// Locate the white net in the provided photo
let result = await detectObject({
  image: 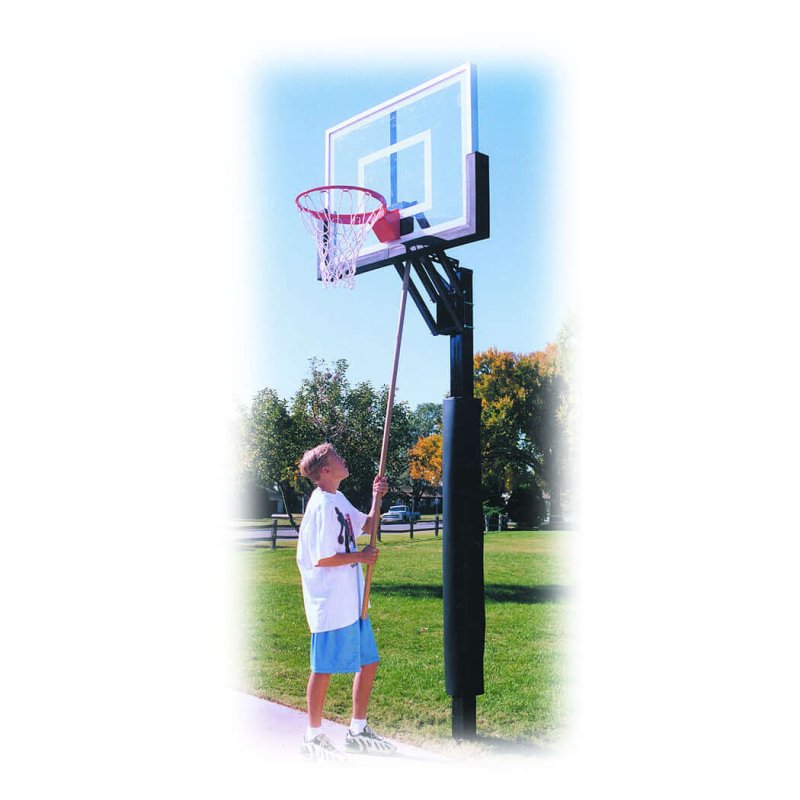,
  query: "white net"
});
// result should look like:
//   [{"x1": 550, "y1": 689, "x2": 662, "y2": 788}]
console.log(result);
[{"x1": 296, "y1": 186, "x2": 386, "y2": 288}]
